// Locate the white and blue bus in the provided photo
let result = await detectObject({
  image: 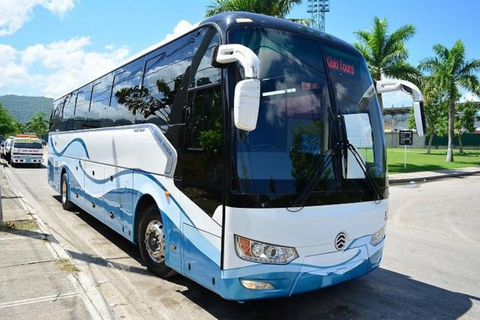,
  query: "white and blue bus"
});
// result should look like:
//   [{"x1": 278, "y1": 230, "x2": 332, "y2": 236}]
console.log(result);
[{"x1": 48, "y1": 12, "x2": 424, "y2": 301}]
